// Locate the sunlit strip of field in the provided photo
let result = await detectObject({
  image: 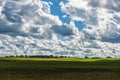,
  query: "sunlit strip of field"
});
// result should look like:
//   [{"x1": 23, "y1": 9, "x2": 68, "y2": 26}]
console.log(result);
[{"x1": 0, "y1": 57, "x2": 120, "y2": 62}]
